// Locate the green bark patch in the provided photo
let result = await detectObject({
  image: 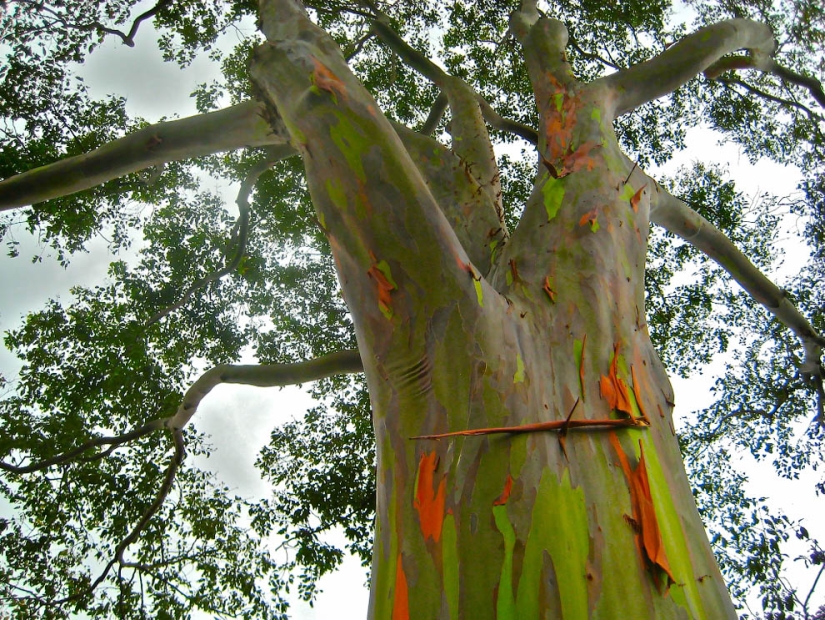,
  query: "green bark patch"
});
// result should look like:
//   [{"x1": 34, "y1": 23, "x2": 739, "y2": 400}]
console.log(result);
[
  {"x1": 441, "y1": 513, "x2": 460, "y2": 620},
  {"x1": 493, "y1": 504, "x2": 517, "y2": 620},
  {"x1": 641, "y1": 434, "x2": 709, "y2": 620},
  {"x1": 329, "y1": 110, "x2": 370, "y2": 183},
  {"x1": 542, "y1": 175, "x2": 566, "y2": 221},
  {"x1": 517, "y1": 468, "x2": 589, "y2": 618},
  {"x1": 514, "y1": 353, "x2": 526, "y2": 384}
]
